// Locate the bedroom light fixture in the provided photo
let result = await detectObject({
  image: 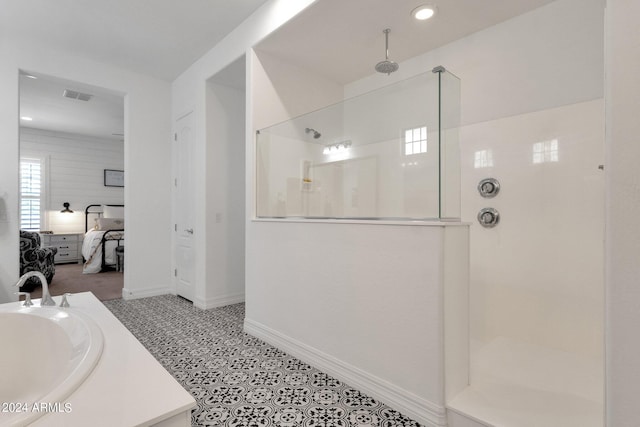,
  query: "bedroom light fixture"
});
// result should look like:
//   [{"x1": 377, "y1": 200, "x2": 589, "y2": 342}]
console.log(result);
[
  {"x1": 61, "y1": 202, "x2": 74, "y2": 213},
  {"x1": 20, "y1": 116, "x2": 33, "y2": 121},
  {"x1": 412, "y1": 5, "x2": 436, "y2": 20}
]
